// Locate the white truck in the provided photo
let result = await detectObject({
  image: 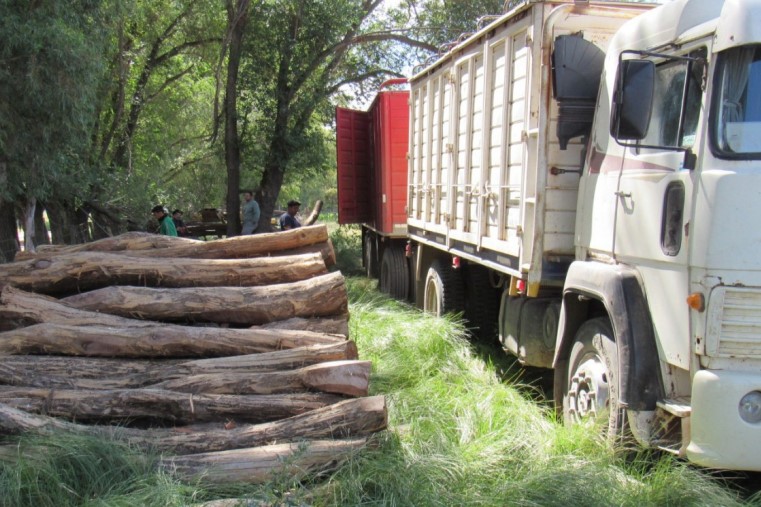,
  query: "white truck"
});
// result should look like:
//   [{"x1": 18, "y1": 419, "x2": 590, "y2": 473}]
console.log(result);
[{"x1": 337, "y1": 0, "x2": 761, "y2": 470}]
